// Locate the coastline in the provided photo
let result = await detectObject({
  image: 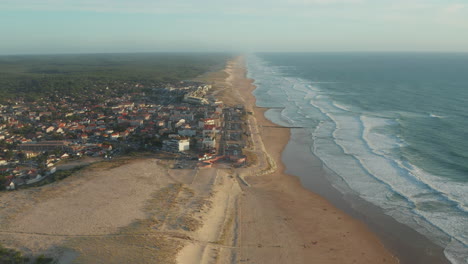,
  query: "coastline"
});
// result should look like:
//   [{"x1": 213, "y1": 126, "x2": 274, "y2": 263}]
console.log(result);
[
  {"x1": 235, "y1": 54, "x2": 450, "y2": 264},
  {"x1": 222, "y1": 56, "x2": 399, "y2": 263},
  {"x1": 283, "y1": 127, "x2": 451, "y2": 264}
]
